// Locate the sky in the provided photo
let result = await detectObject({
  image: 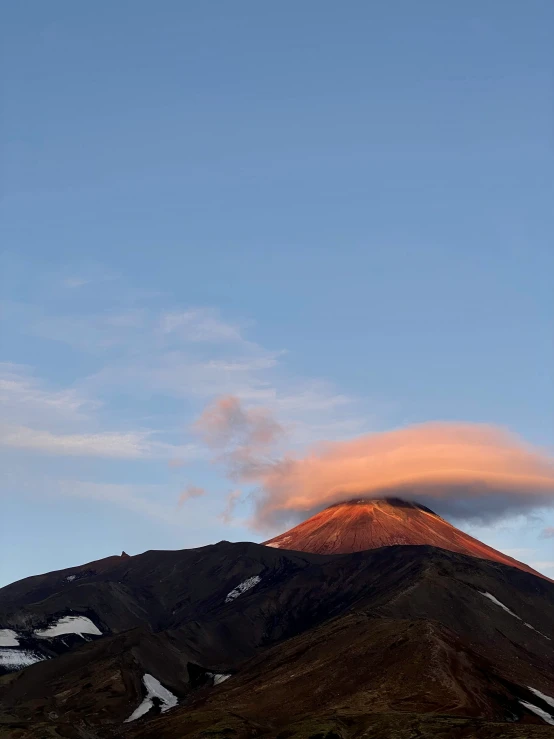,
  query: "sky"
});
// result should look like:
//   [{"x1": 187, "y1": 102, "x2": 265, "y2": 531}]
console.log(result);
[{"x1": 1, "y1": 1, "x2": 553, "y2": 586}]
